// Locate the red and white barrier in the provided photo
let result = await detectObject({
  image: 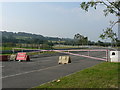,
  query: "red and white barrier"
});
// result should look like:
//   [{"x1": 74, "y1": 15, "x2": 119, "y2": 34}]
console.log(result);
[{"x1": 16, "y1": 52, "x2": 30, "y2": 61}]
